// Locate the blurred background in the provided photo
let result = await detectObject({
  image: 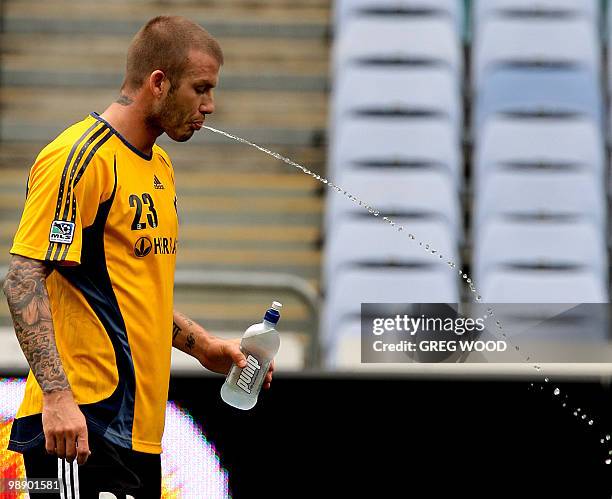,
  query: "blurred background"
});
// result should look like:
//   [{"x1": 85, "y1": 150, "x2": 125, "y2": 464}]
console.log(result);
[{"x1": 1, "y1": 0, "x2": 612, "y2": 494}]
